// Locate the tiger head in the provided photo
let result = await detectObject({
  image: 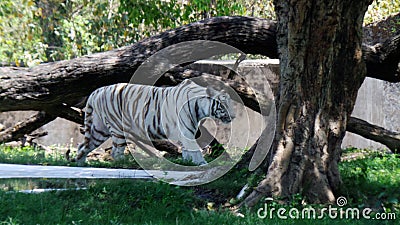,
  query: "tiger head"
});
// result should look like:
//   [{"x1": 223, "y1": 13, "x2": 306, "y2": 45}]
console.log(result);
[{"x1": 206, "y1": 87, "x2": 236, "y2": 124}]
